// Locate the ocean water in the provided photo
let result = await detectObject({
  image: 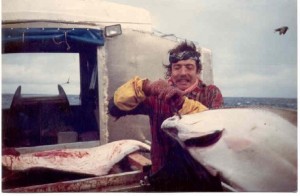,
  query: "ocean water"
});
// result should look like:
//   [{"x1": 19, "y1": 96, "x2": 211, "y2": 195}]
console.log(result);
[
  {"x1": 1, "y1": 94, "x2": 297, "y2": 110},
  {"x1": 1, "y1": 94, "x2": 81, "y2": 109},
  {"x1": 223, "y1": 97, "x2": 297, "y2": 110}
]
